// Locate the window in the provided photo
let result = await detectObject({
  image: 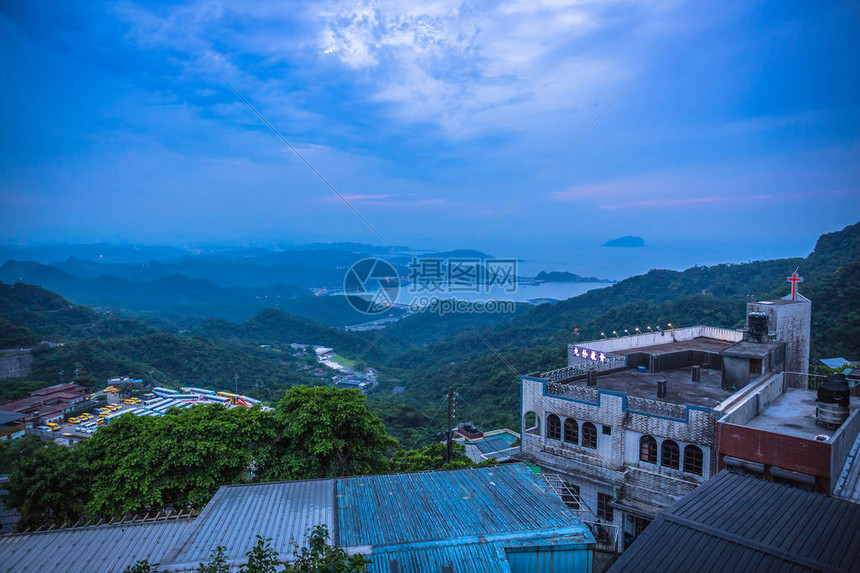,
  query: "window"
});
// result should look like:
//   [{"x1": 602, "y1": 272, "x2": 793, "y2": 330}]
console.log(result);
[
  {"x1": 597, "y1": 493, "x2": 614, "y2": 522},
  {"x1": 563, "y1": 418, "x2": 579, "y2": 444},
  {"x1": 602, "y1": 425, "x2": 612, "y2": 435},
  {"x1": 561, "y1": 482, "x2": 580, "y2": 510},
  {"x1": 661, "y1": 440, "x2": 680, "y2": 470},
  {"x1": 684, "y1": 445, "x2": 704, "y2": 475},
  {"x1": 523, "y1": 411, "x2": 539, "y2": 435},
  {"x1": 582, "y1": 422, "x2": 597, "y2": 449},
  {"x1": 546, "y1": 414, "x2": 561, "y2": 440},
  {"x1": 639, "y1": 435, "x2": 657, "y2": 464}
]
